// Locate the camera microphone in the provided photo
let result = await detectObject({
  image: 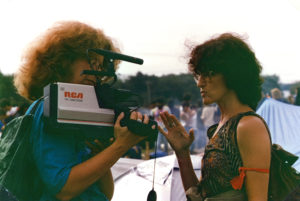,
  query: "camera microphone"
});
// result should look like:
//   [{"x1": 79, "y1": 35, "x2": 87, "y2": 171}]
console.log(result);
[{"x1": 88, "y1": 48, "x2": 144, "y2": 65}]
